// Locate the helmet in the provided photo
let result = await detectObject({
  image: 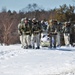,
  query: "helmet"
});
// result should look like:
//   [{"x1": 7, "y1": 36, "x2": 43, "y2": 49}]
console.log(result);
[
  {"x1": 41, "y1": 20, "x2": 44, "y2": 23},
  {"x1": 54, "y1": 20, "x2": 57, "y2": 22},
  {"x1": 24, "y1": 17, "x2": 28, "y2": 21},
  {"x1": 32, "y1": 18, "x2": 36, "y2": 21},
  {"x1": 21, "y1": 18, "x2": 25, "y2": 23},
  {"x1": 28, "y1": 18, "x2": 31, "y2": 21},
  {"x1": 49, "y1": 19, "x2": 53, "y2": 23},
  {"x1": 64, "y1": 22, "x2": 68, "y2": 24}
]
